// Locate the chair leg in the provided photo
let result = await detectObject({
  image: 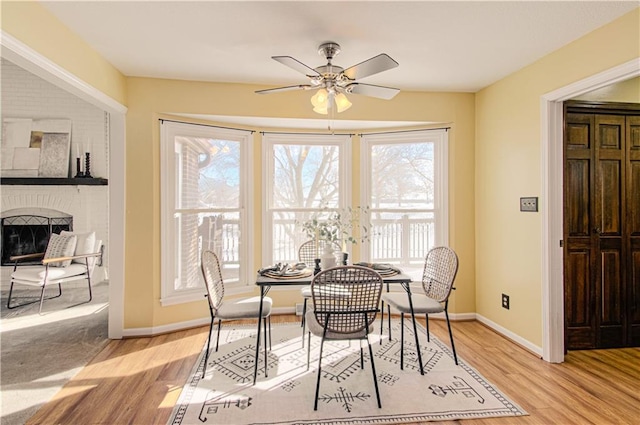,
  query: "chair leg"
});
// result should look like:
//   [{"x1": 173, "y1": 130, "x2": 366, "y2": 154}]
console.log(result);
[
  {"x1": 86, "y1": 273, "x2": 93, "y2": 302},
  {"x1": 367, "y1": 336, "x2": 382, "y2": 408},
  {"x1": 400, "y1": 312, "x2": 404, "y2": 370},
  {"x1": 445, "y1": 308, "x2": 458, "y2": 365},
  {"x1": 214, "y1": 319, "x2": 222, "y2": 351},
  {"x1": 301, "y1": 298, "x2": 307, "y2": 327},
  {"x1": 268, "y1": 316, "x2": 272, "y2": 351},
  {"x1": 6, "y1": 282, "x2": 16, "y2": 309},
  {"x1": 7, "y1": 281, "x2": 62, "y2": 312},
  {"x1": 425, "y1": 313, "x2": 430, "y2": 342},
  {"x1": 301, "y1": 298, "x2": 308, "y2": 348},
  {"x1": 306, "y1": 331, "x2": 311, "y2": 371},
  {"x1": 379, "y1": 300, "x2": 385, "y2": 344},
  {"x1": 314, "y1": 334, "x2": 327, "y2": 411},
  {"x1": 203, "y1": 314, "x2": 216, "y2": 378},
  {"x1": 38, "y1": 285, "x2": 47, "y2": 315},
  {"x1": 263, "y1": 315, "x2": 269, "y2": 377},
  {"x1": 387, "y1": 304, "x2": 392, "y2": 341},
  {"x1": 359, "y1": 340, "x2": 364, "y2": 369}
]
